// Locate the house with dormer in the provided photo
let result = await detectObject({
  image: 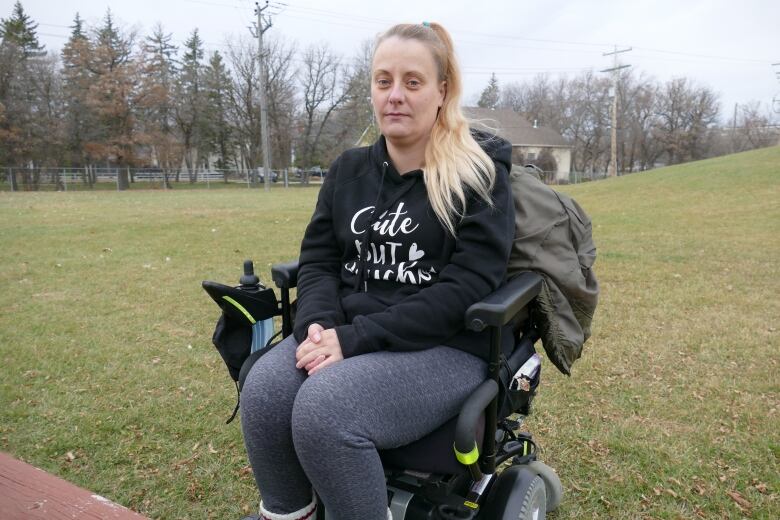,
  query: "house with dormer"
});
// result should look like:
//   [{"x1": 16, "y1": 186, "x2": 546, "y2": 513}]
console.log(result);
[{"x1": 463, "y1": 107, "x2": 572, "y2": 183}]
